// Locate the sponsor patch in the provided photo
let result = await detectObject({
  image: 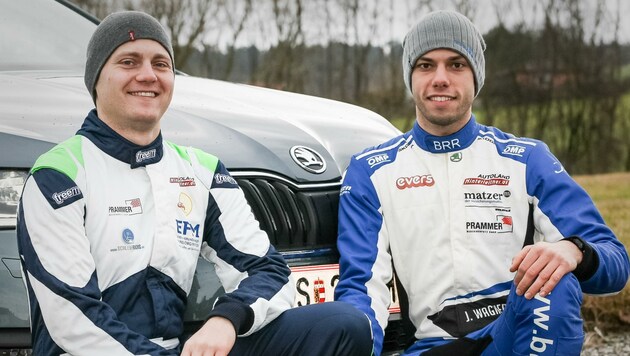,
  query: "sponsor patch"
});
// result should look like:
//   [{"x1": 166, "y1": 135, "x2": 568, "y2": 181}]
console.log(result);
[
  {"x1": 135, "y1": 149, "x2": 156, "y2": 164},
  {"x1": 396, "y1": 175, "x2": 435, "y2": 190},
  {"x1": 466, "y1": 215, "x2": 513, "y2": 233},
  {"x1": 428, "y1": 137, "x2": 461, "y2": 152},
  {"x1": 177, "y1": 192, "x2": 193, "y2": 216},
  {"x1": 109, "y1": 198, "x2": 143, "y2": 215},
  {"x1": 215, "y1": 173, "x2": 237, "y2": 185},
  {"x1": 530, "y1": 294, "x2": 554, "y2": 353},
  {"x1": 463, "y1": 174, "x2": 510, "y2": 186},
  {"x1": 175, "y1": 219, "x2": 202, "y2": 251},
  {"x1": 170, "y1": 176, "x2": 196, "y2": 187},
  {"x1": 398, "y1": 139, "x2": 413, "y2": 152},
  {"x1": 463, "y1": 190, "x2": 510, "y2": 204},
  {"x1": 109, "y1": 228, "x2": 145, "y2": 252},
  {"x1": 52, "y1": 186, "x2": 82, "y2": 205},
  {"x1": 503, "y1": 145, "x2": 526, "y2": 157},
  {"x1": 122, "y1": 228, "x2": 134, "y2": 244},
  {"x1": 339, "y1": 185, "x2": 351, "y2": 196},
  {"x1": 366, "y1": 153, "x2": 390, "y2": 168}
]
